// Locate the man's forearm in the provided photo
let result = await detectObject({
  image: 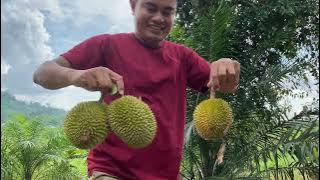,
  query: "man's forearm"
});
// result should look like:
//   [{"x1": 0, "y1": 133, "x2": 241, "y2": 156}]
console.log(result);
[{"x1": 33, "y1": 61, "x2": 76, "y2": 89}]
